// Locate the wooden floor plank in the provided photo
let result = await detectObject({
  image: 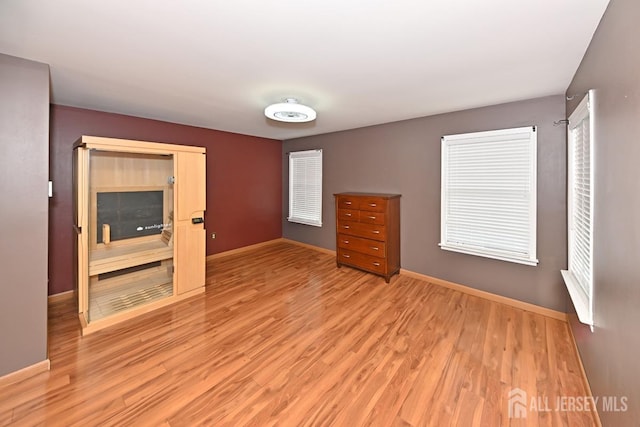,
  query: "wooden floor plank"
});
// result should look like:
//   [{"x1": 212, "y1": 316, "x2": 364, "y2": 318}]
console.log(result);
[{"x1": 1, "y1": 241, "x2": 596, "y2": 426}]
